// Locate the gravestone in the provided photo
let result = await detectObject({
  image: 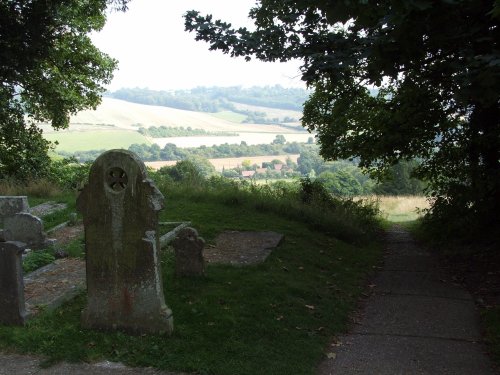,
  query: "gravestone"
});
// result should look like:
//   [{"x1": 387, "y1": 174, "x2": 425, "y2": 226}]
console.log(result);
[
  {"x1": 0, "y1": 196, "x2": 29, "y2": 227},
  {"x1": 172, "y1": 227, "x2": 205, "y2": 277},
  {"x1": 4, "y1": 213, "x2": 51, "y2": 249},
  {"x1": 77, "y1": 149, "x2": 173, "y2": 334},
  {"x1": 0, "y1": 241, "x2": 27, "y2": 325}
]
